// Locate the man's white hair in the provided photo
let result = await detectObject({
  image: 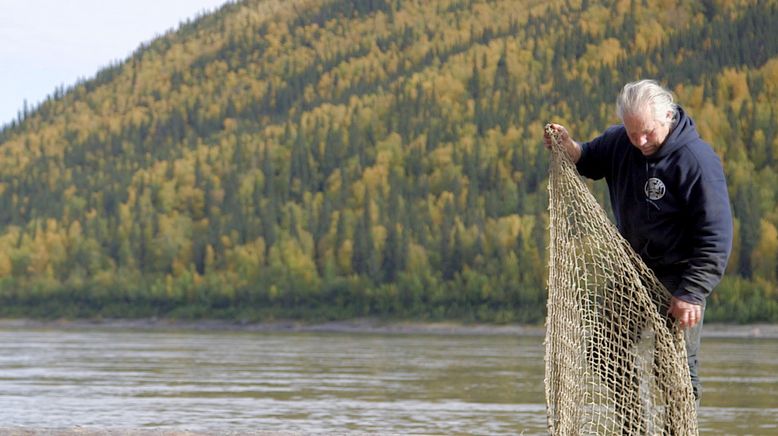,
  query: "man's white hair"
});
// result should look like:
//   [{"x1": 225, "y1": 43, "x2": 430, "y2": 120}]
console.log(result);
[{"x1": 616, "y1": 79, "x2": 678, "y2": 125}]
